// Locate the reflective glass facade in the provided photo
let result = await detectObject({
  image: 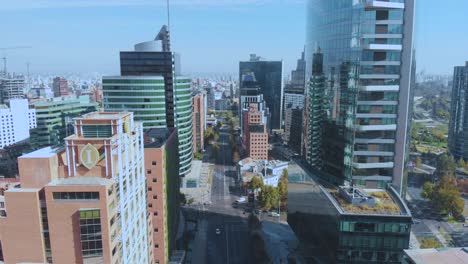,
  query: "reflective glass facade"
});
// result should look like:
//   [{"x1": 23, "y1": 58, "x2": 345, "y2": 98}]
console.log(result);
[
  {"x1": 448, "y1": 62, "x2": 468, "y2": 160},
  {"x1": 305, "y1": 0, "x2": 415, "y2": 194},
  {"x1": 239, "y1": 58, "x2": 283, "y2": 130}
]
